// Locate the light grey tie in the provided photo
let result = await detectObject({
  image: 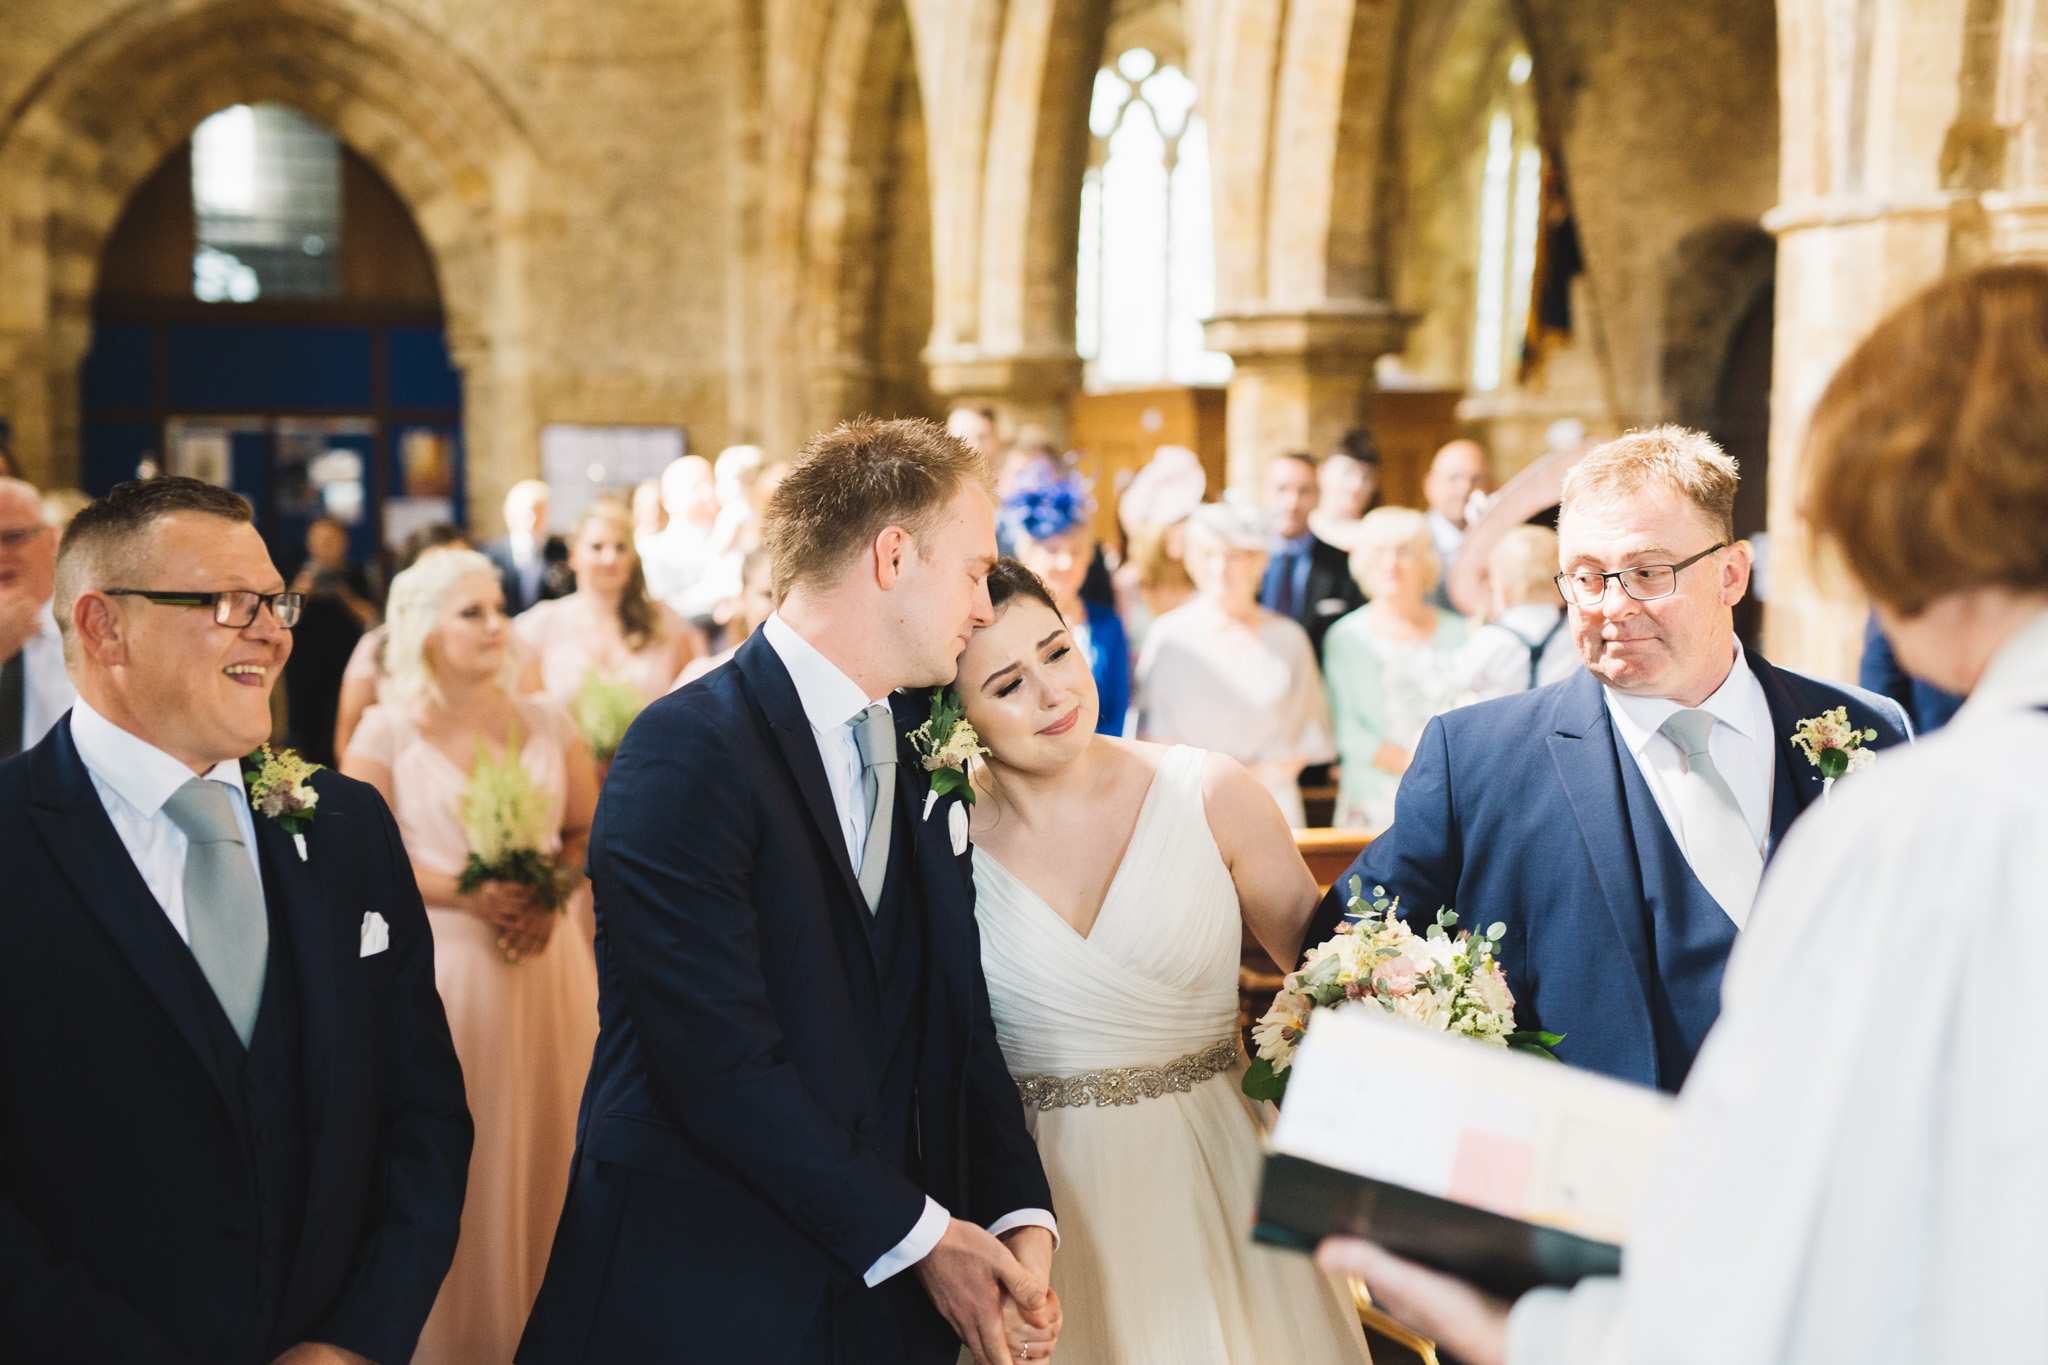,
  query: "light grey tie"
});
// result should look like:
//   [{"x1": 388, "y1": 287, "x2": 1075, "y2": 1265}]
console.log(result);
[
  {"x1": 1657, "y1": 709, "x2": 1763, "y2": 923},
  {"x1": 162, "y1": 778, "x2": 269, "y2": 1046},
  {"x1": 852, "y1": 703, "x2": 897, "y2": 914}
]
